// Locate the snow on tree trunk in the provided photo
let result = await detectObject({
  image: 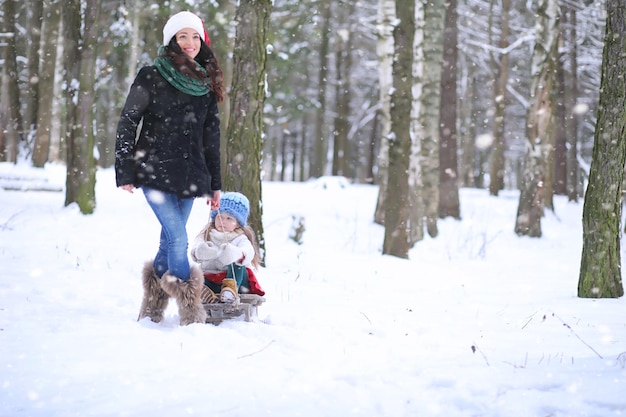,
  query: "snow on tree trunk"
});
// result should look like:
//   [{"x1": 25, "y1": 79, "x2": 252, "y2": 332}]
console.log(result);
[
  {"x1": 514, "y1": 0, "x2": 558, "y2": 237},
  {"x1": 578, "y1": 1, "x2": 626, "y2": 299}
]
